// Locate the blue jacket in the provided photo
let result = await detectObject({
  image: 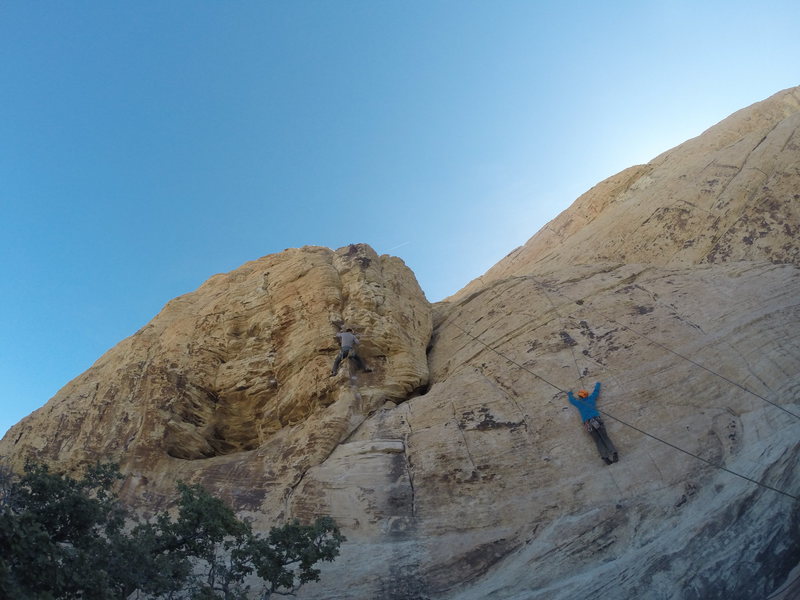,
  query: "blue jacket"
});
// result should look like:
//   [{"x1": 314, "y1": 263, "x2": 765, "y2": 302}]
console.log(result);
[{"x1": 568, "y1": 382, "x2": 601, "y2": 422}]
